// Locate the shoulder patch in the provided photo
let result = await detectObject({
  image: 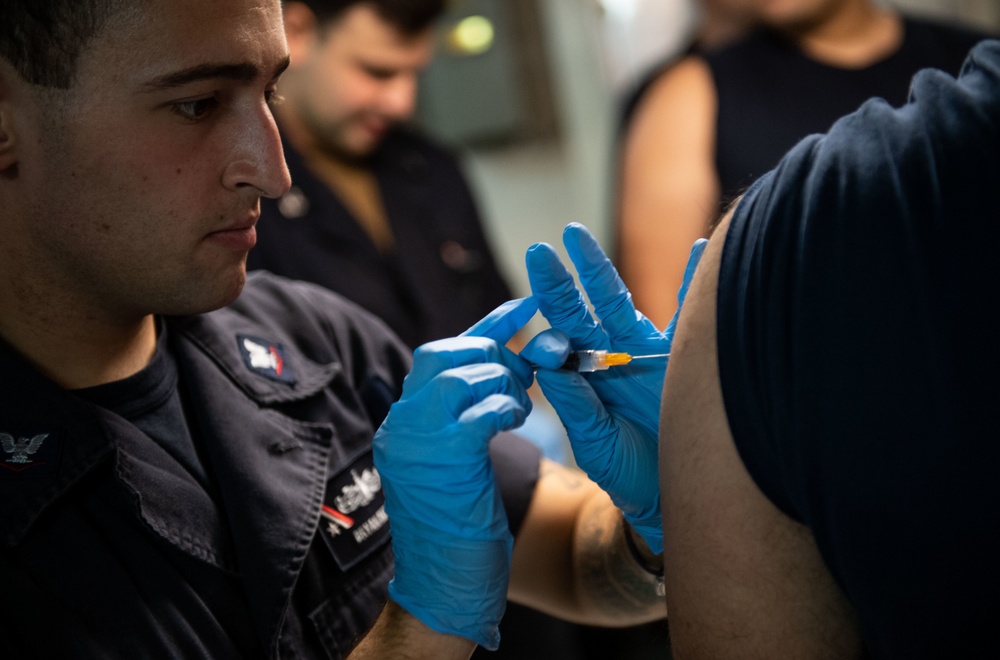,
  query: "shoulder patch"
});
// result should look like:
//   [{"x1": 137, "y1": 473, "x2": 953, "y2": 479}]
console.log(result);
[
  {"x1": 237, "y1": 334, "x2": 297, "y2": 384},
  {"x1": 0, "y1": 430, "x2": 62, "y2": 479}
]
